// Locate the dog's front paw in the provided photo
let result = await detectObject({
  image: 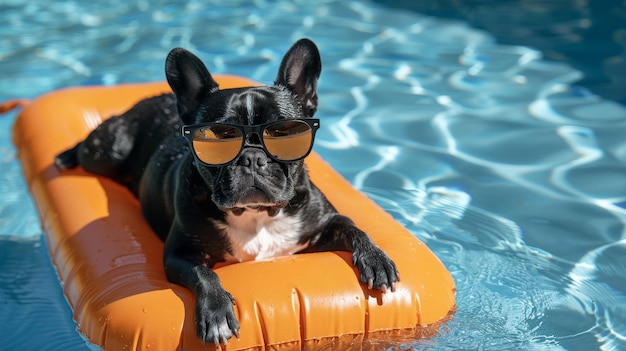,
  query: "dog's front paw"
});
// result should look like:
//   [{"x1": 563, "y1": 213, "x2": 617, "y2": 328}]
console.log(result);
[
  {"x1": 195, "y1": 289, "x2": 240, "y2": 347},
  {"x1": 353, "y1": 246, "x2": 400, "y2": 293}
]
